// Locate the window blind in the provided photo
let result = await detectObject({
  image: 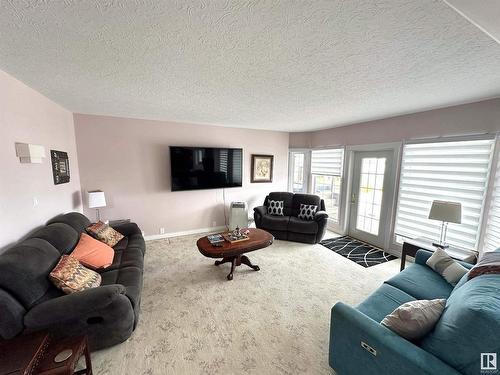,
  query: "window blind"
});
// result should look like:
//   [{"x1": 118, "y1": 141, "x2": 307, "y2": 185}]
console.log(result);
[
  {"x1": 394, "y1": 138, "x2": 494, "y2": 251},
  {"x1": 311, "y1": 148, "x2": 344, "y2": 176},
  {"x1": 483, "y1": 145, "x2": 500, "y2": 252}
]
